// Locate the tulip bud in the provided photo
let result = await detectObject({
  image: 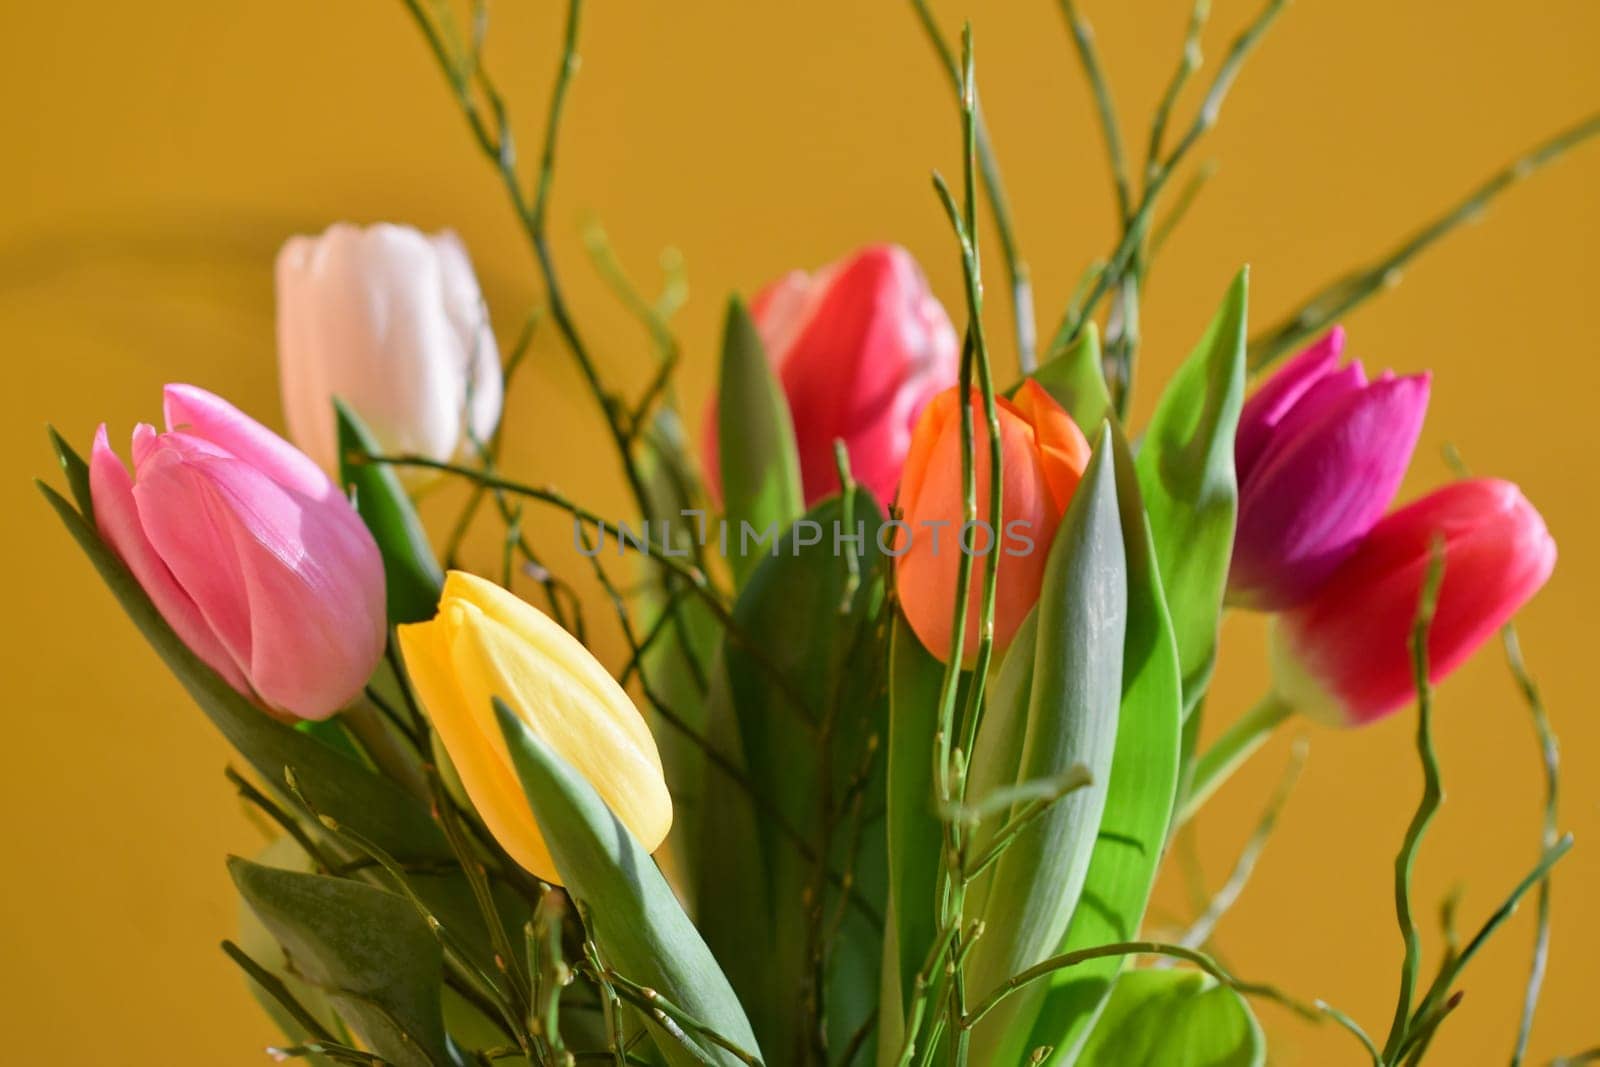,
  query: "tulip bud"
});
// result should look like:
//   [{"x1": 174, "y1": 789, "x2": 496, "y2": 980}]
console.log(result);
[
  {"x1": 703, "y1": 243, "x2": 959, "y2": 507},
  {"x1": 1270, "y1": 478, "x2": 1555, "y2": 727},
  {"x1": 1230, "y1": 327, "x2": 1431, "y2": 610},
  {"x1": 276, "y1": 222, "x2": 502, "y2": 481},
  {"x1": 89, "y1": 384, "x2": 387, "y2": 720},
  {"x1": 895, "y1": 381, "x2": 1092, "y2": 664},
  {"x1": 397, "y1": 571, "x2": 672, "y2": 883}
]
